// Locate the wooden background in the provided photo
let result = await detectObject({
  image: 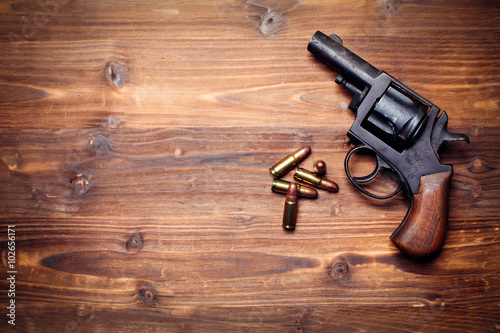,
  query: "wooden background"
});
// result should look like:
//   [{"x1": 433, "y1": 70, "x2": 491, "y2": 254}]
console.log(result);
[{"x1": 1, "y1": 0, "x2": 499, "y2": 331}]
